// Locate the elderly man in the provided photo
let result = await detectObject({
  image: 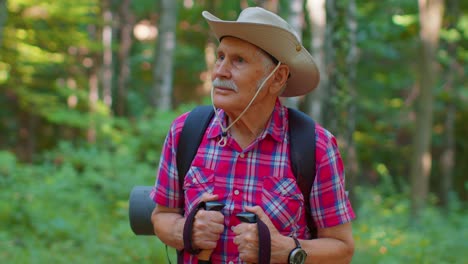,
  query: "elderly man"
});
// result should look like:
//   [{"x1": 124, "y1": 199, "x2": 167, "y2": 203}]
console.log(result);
[{"x1": 150, "y1": 7, "x2": 355, "y2": 264}]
